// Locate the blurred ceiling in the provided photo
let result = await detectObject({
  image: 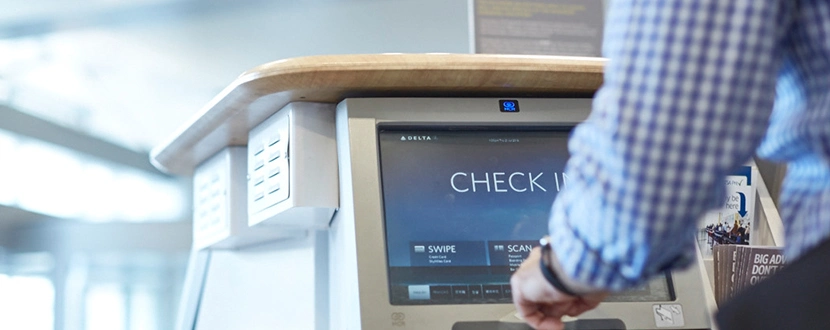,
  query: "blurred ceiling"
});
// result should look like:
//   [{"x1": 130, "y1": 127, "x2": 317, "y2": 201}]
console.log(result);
[
  {"x1": 0, "y1": 0, "x2": 470, "y2": 225},
  {"x1": 0, "y1": 0, "x2": 268, "y2": 39},
  {"x1": 0, "y1": 0, "x2": 470, "y2": 151},
  {"x1": 0, "y1": 0, "x2": 273, "y2": 152},
  {"x1": 0, "y1": 204, "x2": 57, "y2": 234},
  {"x1": 0, "y1": 0, "x2": 265, "y2": 224}
]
